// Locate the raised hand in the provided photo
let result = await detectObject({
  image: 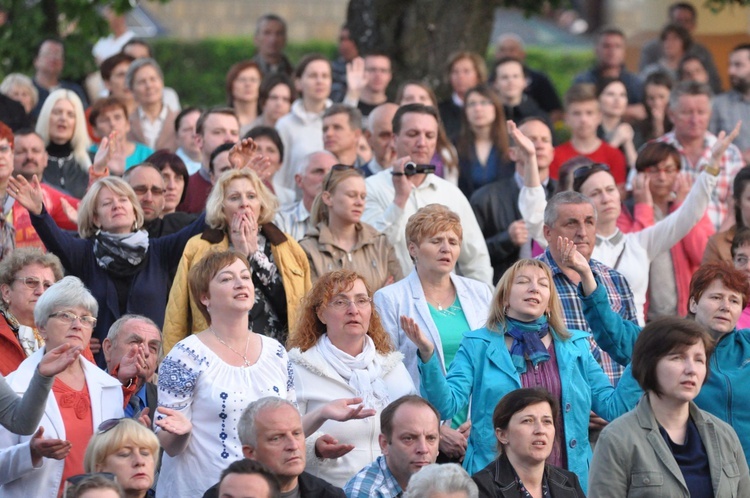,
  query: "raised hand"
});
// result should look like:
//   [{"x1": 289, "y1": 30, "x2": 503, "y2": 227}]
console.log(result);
[
  {"x1": 400, "y1": 315, "x2": 434, "y2": 361},
  {"x1": 315, "y1": 433, "x2": 355, "y2": 459},
  {"x1": 8, "y1": 174, "x2": 44, "y2": 215},
  {"x1": 37, "y1": 343, "x2": 83, "y2": 377},
  {"x1": 557, "y1": 236, "x2": 597, "y2": 296},
  {"x1": 672, "y1": 172, "x2": 693, "y2": 205},
  {"x1": 229, "y1": 210, "x2": 259, "y2": 256},
  {"x1": 59, "y1": 198, "x2": 79, "y2": 225},
  {"x1": 247, "y1": 154, "x2": 274, "y2": 182},
  {"x1": 345, "y1": 57, "x2": 367, "y2": 99},
  {"x1": 29, "y1": 426, "x2": 71, "y2": 466},
  {"x1": 710, "y1": 121, "x2": 742, "y2": 164},
  {"x1": 155, "y1": 407, "x2": 192, "y2": 436},
  {"x1": 507, "y1": 120, "x2": 536, "y2": 165},
  {"x1": 229, "y1": 138, "x2": 259, "y2": 170},
  {"x1": 321, "y1": 397, "x2": 376, "y2": 422},
  {"x1": 118, "y1": 343, "x2": 149, "y2": 383},
  {"x1": 92, "y1": 132, "x2": 126, "y2": 176},
  {"x1": 631, "y1": 173, "x2": 652, "y2": 206}
]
